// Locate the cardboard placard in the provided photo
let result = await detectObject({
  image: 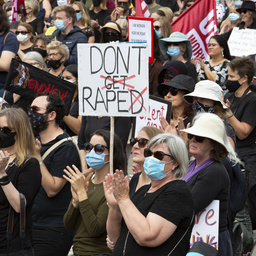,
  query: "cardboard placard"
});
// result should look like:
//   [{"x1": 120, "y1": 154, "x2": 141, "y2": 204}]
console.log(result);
[{"x1": 78, "y1": 43, "x2": 149, "y2": 117}]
